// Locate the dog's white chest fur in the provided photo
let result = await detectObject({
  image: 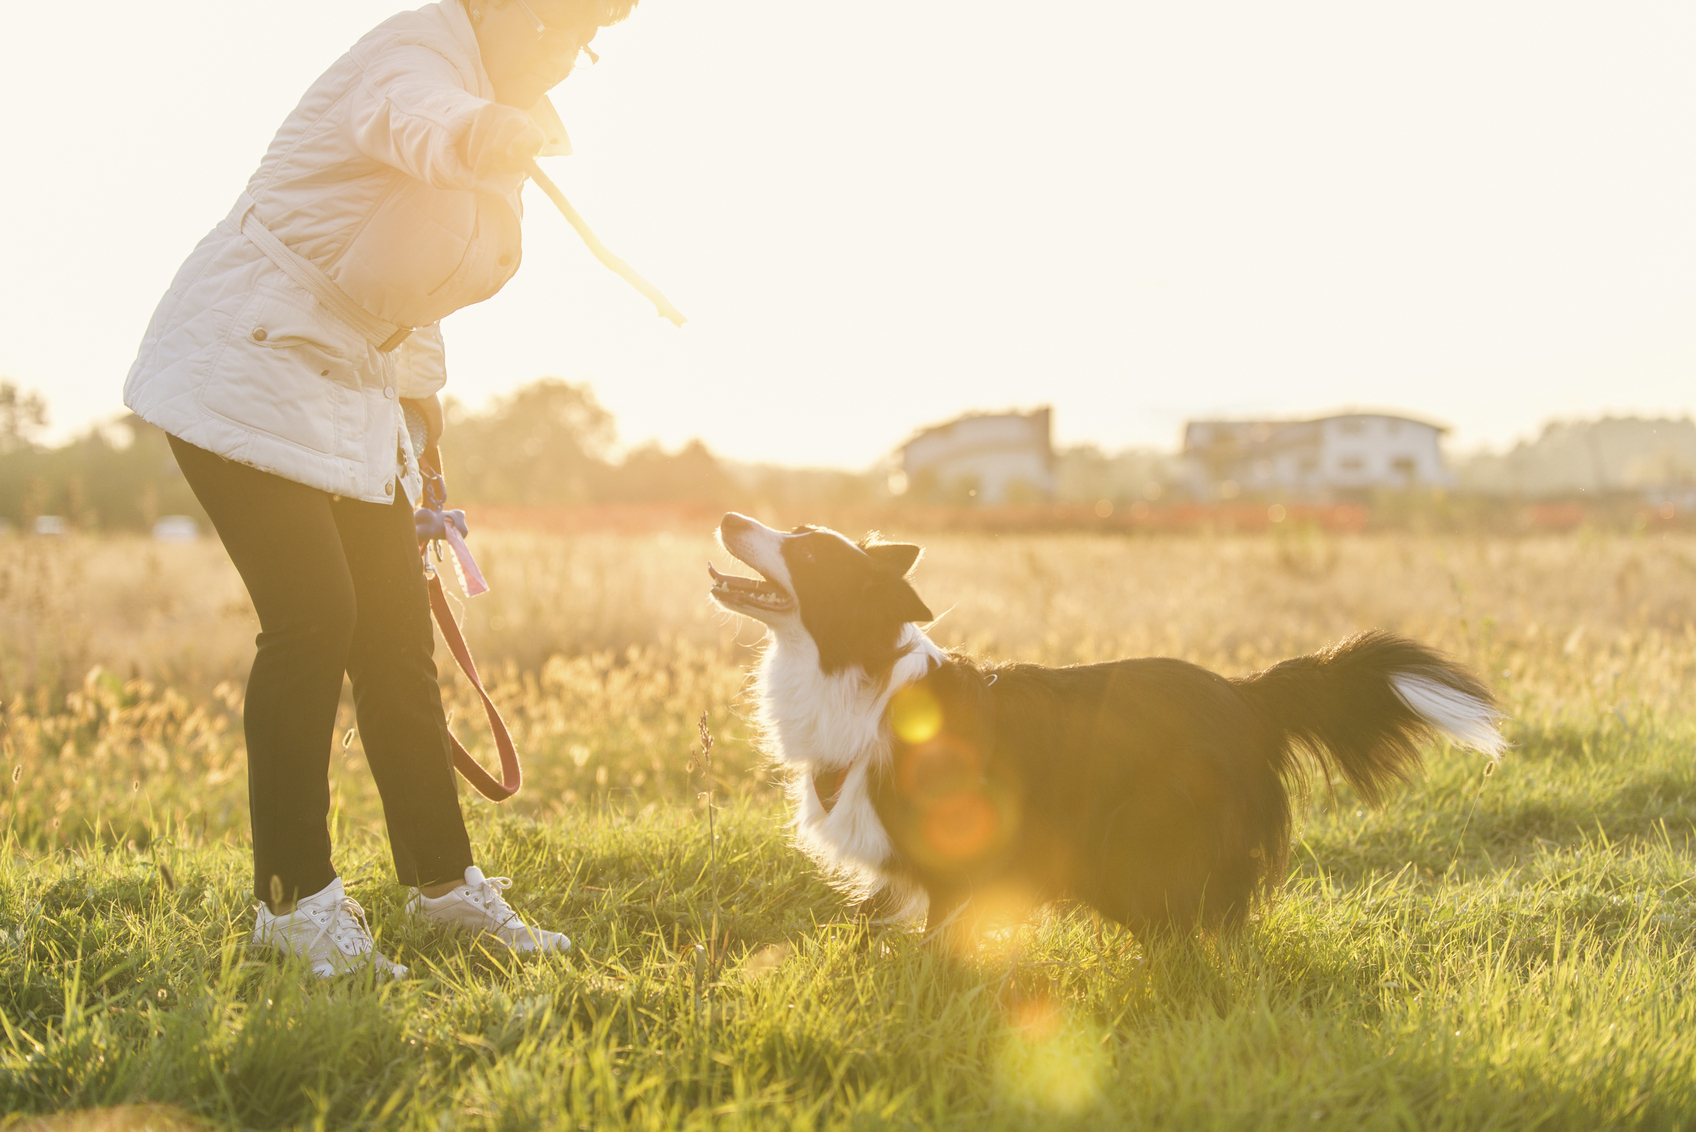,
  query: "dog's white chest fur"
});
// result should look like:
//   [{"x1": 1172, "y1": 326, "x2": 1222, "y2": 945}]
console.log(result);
[{"x1": 753, "y1": 624, "x2": 943, "y2": 895}]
